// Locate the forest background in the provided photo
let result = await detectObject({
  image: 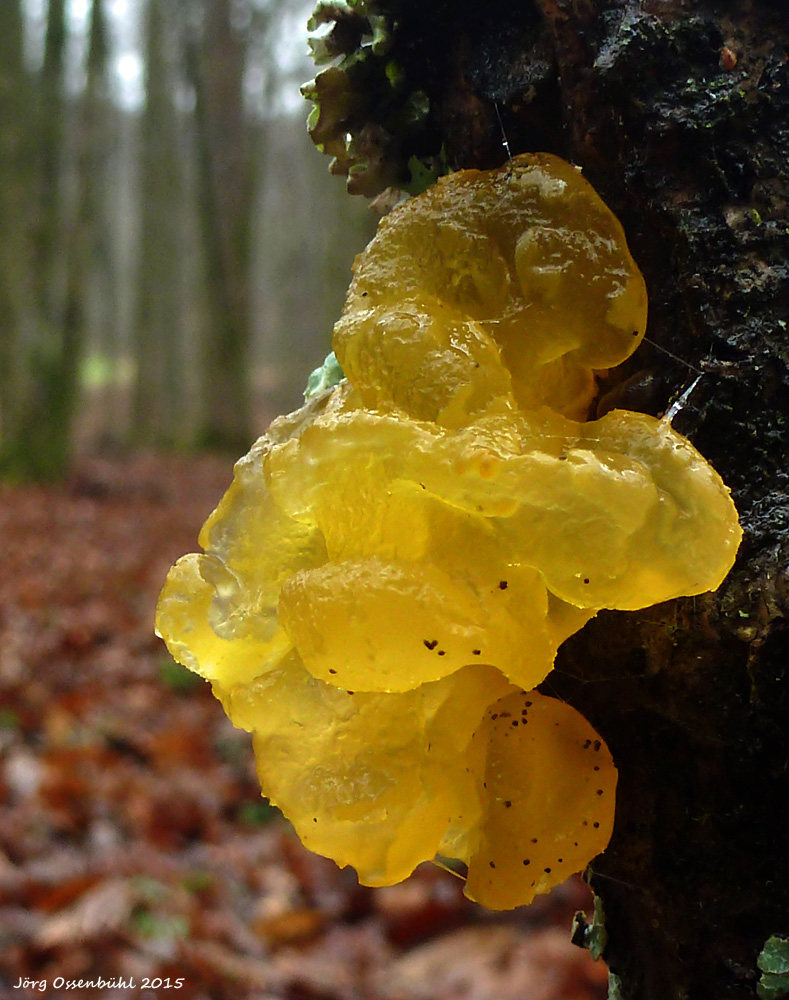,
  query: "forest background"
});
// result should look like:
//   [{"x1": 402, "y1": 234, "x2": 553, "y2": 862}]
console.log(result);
[
  {"x1": 0, "y1": 1, "x2": 607, "y2": 997},
  {"x1": 0, "y1": 0, "x2": 375, "y2": 480}
]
